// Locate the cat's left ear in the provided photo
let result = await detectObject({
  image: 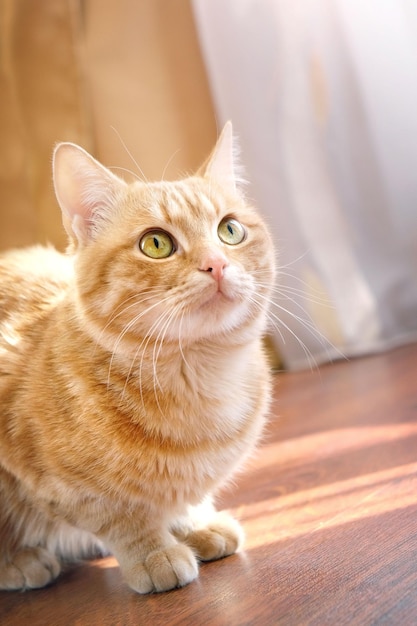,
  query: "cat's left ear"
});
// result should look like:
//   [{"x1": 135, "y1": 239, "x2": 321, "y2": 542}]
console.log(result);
[
  {"x1": 199, "y1": 121, "x2": 243, "y2": 195},
  {"x1": 53, "y1": 143, "x2": 127, "y2": 247}
]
